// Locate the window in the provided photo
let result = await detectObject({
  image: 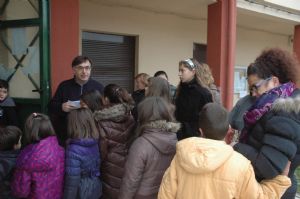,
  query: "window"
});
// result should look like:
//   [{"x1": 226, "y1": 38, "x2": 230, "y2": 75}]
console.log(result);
[{"x1": 82, "y1": 32, "x2": 135, "y2": 92}]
